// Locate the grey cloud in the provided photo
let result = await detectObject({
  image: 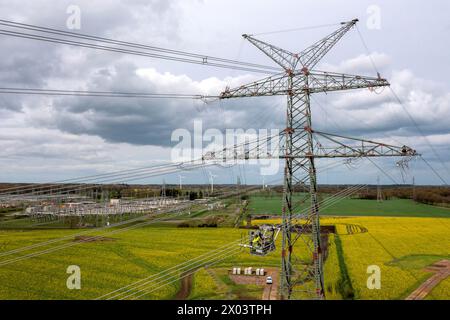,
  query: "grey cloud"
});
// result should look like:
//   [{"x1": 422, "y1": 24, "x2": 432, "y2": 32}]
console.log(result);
[
  {"x1": 0, "y1": 0, "x2": 449, "y2": 184},
  {"x1": 20, "y1": 61, "x2": 282, "y2": 146}
]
